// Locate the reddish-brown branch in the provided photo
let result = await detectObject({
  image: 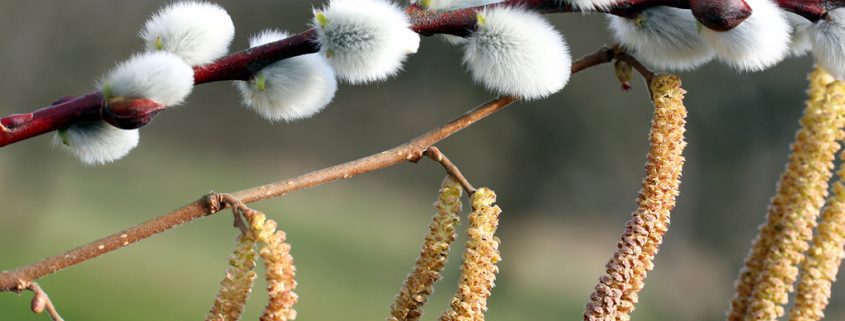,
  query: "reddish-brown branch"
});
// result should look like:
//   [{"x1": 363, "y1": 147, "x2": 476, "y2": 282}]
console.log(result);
[{"x1": 0, "y1": 47, "x2": 625, "y2": 293}]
